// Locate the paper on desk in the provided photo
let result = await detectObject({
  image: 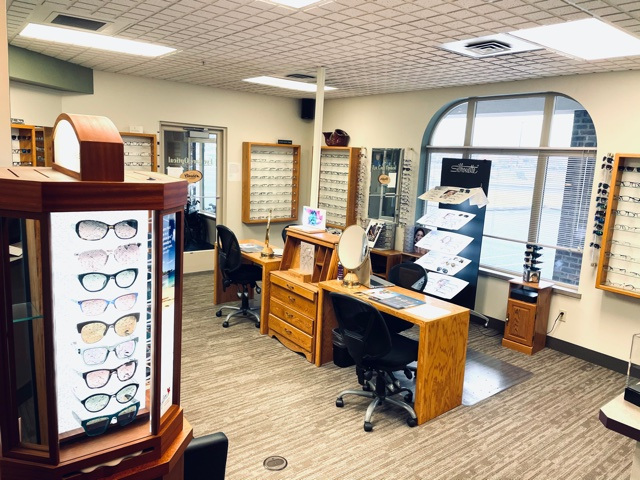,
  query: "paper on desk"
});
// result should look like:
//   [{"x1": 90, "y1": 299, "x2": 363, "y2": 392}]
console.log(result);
[
  {"x1": 273, "y1": 248, "x2": 283, "y2": 256},
  {"x1": 404, "y1": 303, "x2": 451, "y2": 319},
  {"x1": 239, "y1": 243, "x2": 262, "y2": 253}
]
